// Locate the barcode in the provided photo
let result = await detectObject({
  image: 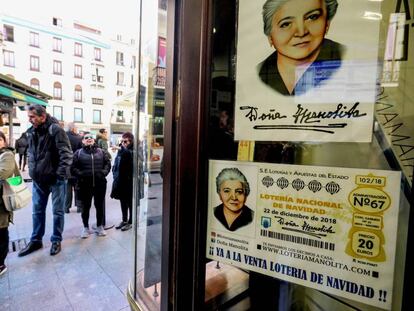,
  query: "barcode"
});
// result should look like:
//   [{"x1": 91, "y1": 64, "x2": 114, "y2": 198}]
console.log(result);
[{"x1": 260, "y1": 229, "x2": 335, "y2": 251}]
